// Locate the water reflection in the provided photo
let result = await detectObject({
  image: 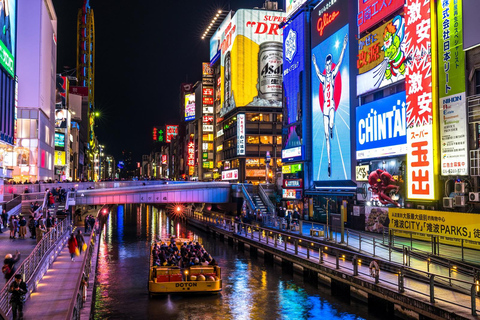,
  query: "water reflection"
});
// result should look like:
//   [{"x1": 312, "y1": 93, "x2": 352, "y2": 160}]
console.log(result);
[{"x1": 94, "y1": 205, "x2": 379, "y2": 320}]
